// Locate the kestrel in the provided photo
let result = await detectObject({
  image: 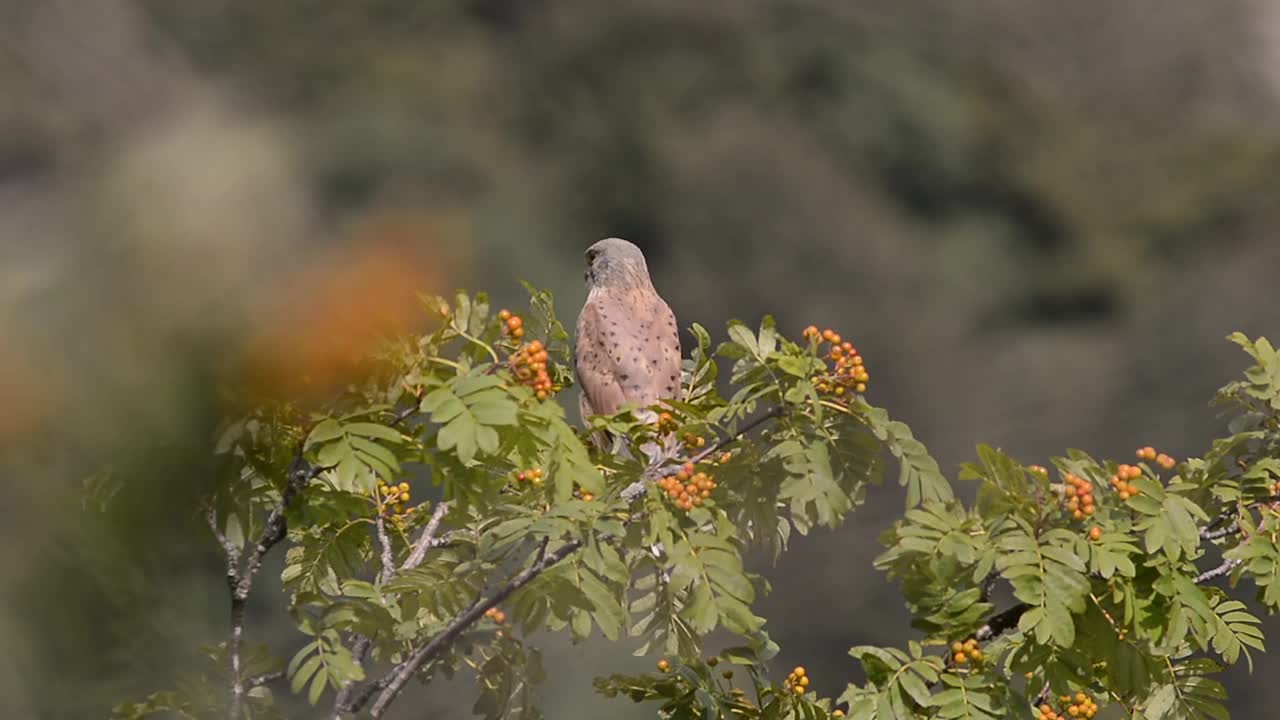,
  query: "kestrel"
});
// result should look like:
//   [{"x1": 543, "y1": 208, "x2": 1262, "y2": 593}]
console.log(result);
[{"x1": 574, "y1": 238, "x2": 681, "y2": 429}]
